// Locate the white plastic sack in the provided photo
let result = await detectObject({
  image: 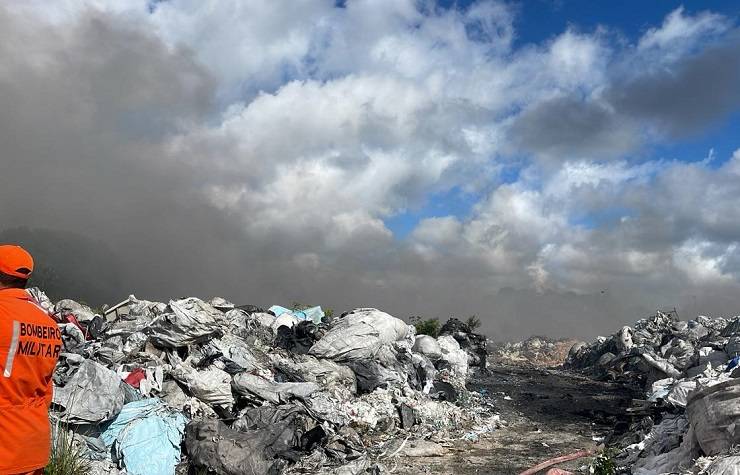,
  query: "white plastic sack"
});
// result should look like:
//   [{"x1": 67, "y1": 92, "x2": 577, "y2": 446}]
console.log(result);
[
  {"x1": 413, "y1": 335, "x2": 442, "y2": 360},
  {"x1": 171, "y1": 364, "x2": 234, "y2": 408},
  {"x1": 53, "y1": 359, "x2": 126, "y2": 423},
  {"x1": 438, "y1": 335, "x2": 469, "y2": 383},
  {"x1": 309, "y1": 308, "x2": 412, "y2": 362},
  {"x1": 686, "y1": 378, "x2": 740, "y2": 456}
]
